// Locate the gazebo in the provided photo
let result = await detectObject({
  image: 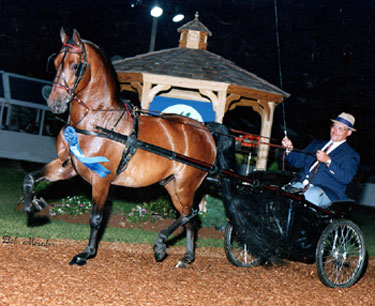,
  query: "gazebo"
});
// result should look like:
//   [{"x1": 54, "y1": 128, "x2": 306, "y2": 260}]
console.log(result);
[{"x1": 113, "y1": 13, "x2": 289, "y2": 170}]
